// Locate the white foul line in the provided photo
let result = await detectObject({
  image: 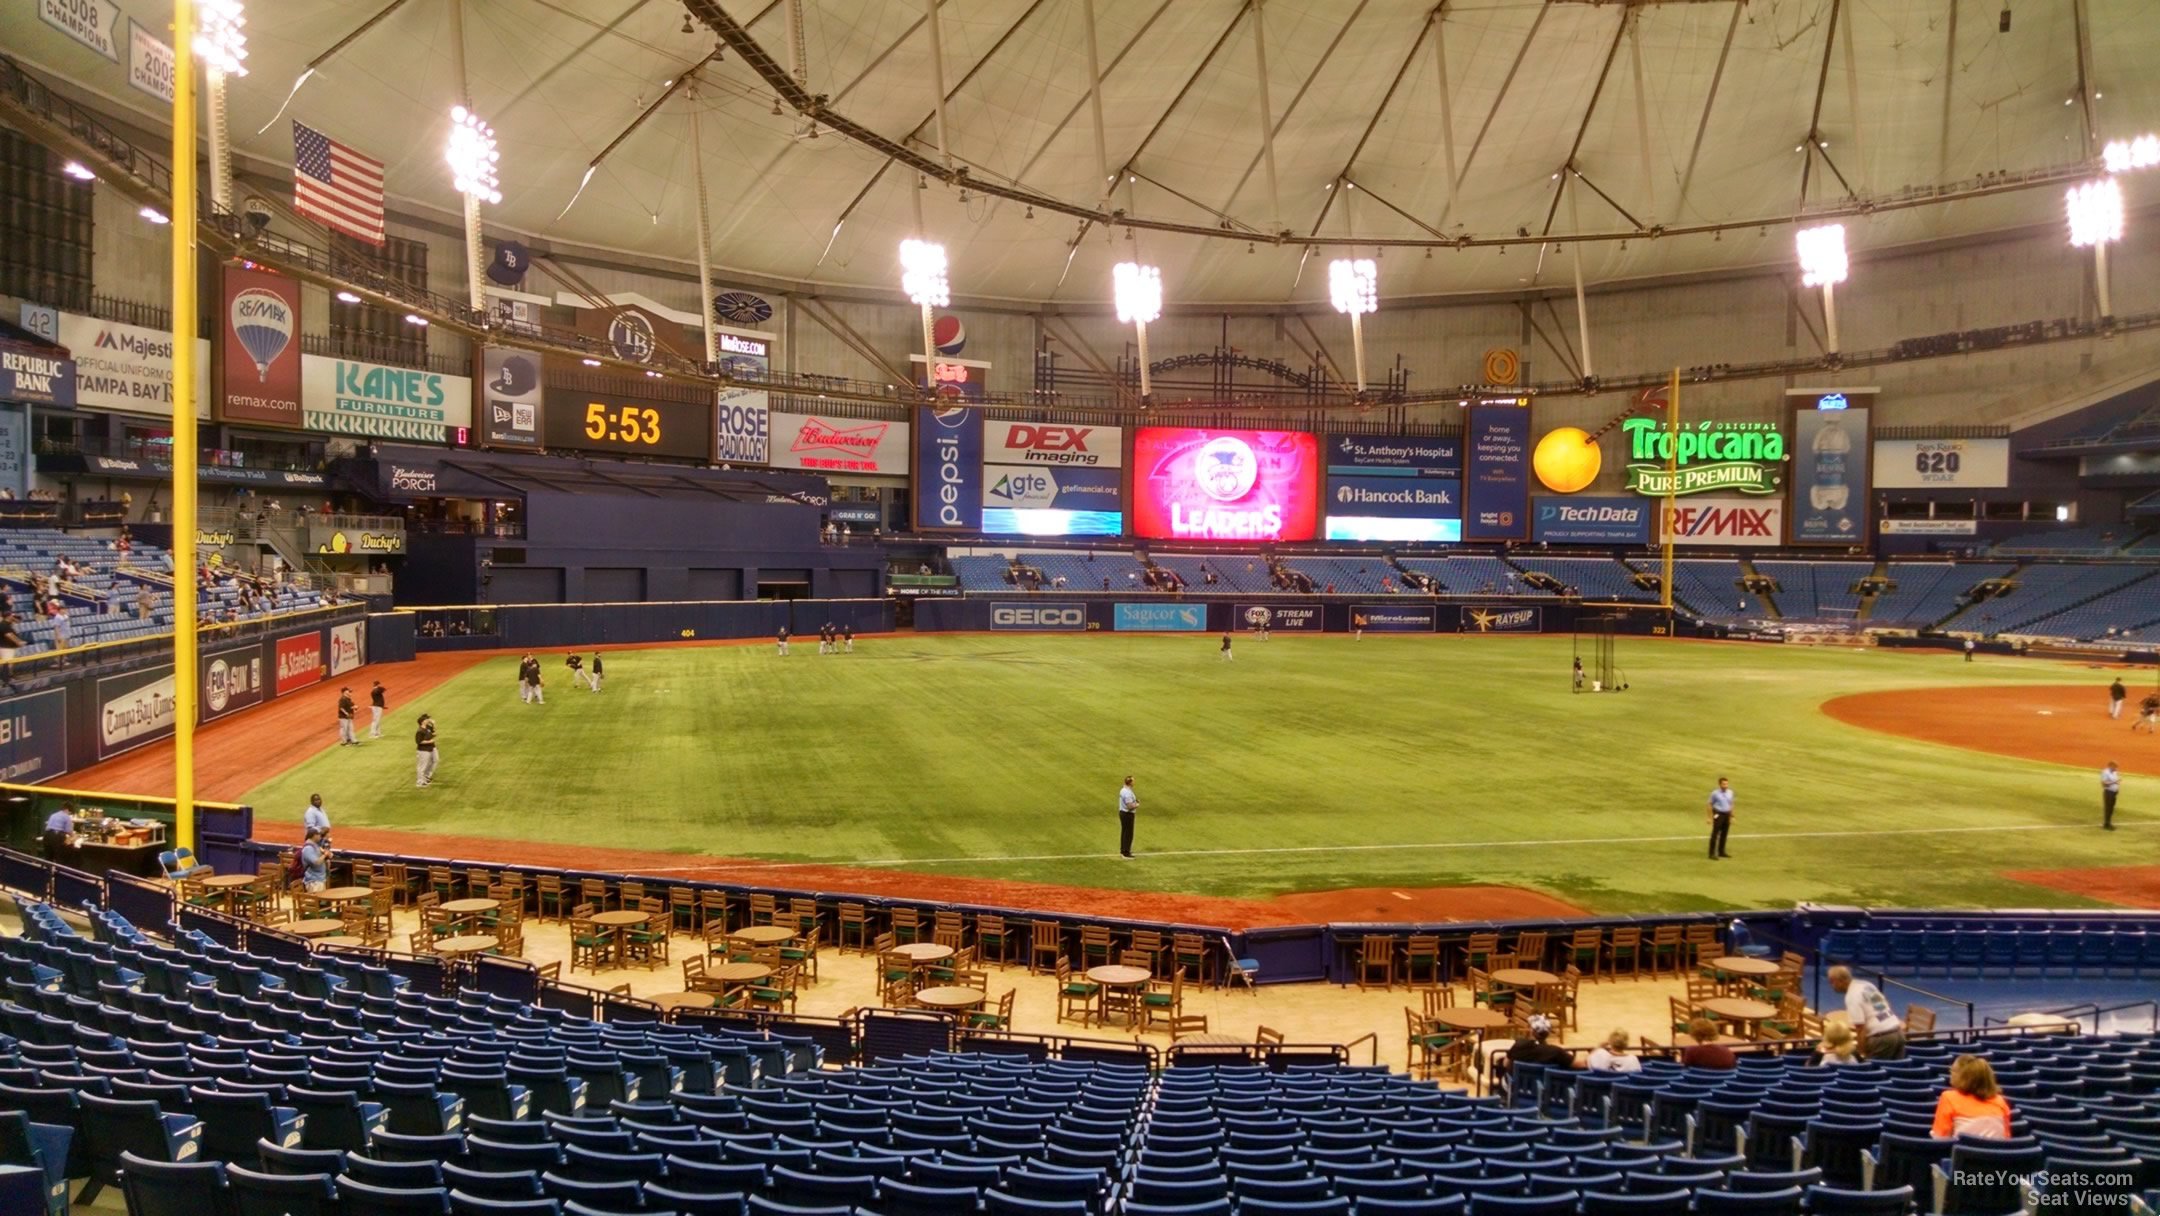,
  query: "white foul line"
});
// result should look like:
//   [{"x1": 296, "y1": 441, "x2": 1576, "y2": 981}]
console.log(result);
[{"x1": 628, "y1": 819, "x2": 2129, "y2": 873}]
